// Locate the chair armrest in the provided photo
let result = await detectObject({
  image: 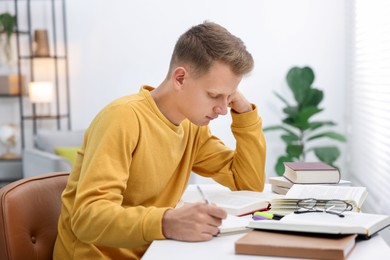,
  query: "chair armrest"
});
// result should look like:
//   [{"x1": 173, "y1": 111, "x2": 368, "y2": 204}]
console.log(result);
[{"x1": 22, "y1": 148, "x2": 72, "y2": 178}]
